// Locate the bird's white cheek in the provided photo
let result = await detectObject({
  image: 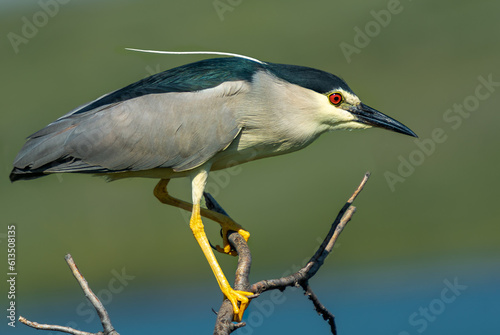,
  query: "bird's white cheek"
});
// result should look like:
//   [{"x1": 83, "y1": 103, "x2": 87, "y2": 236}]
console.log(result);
[
  {"x1": 318, "y1": 105, "x2": 357, "y2": 126},
  {"x1": 330, "y1": 121, "x2": 372, "y2": 131}
]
